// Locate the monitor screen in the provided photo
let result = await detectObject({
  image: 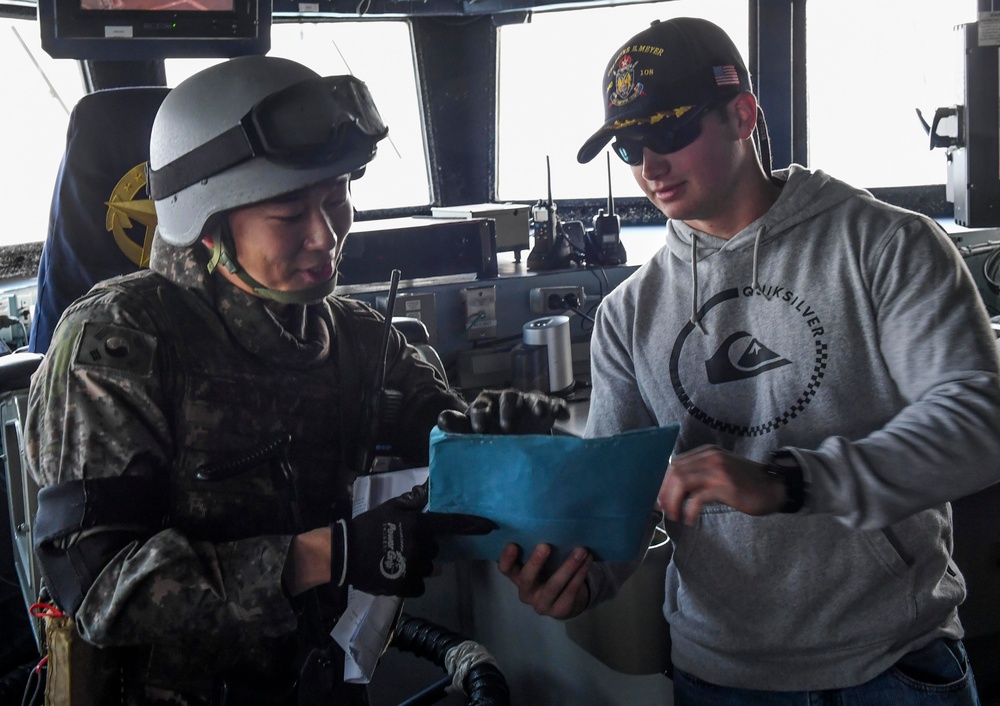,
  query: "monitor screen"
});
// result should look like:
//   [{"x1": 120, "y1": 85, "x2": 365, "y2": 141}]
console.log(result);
[
  {"x1": 39, "y1": 0, "x2": 269, "y2": 59},
  {"x1": 80, "y1": 0, "x2": 236, "y2": 11}
]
